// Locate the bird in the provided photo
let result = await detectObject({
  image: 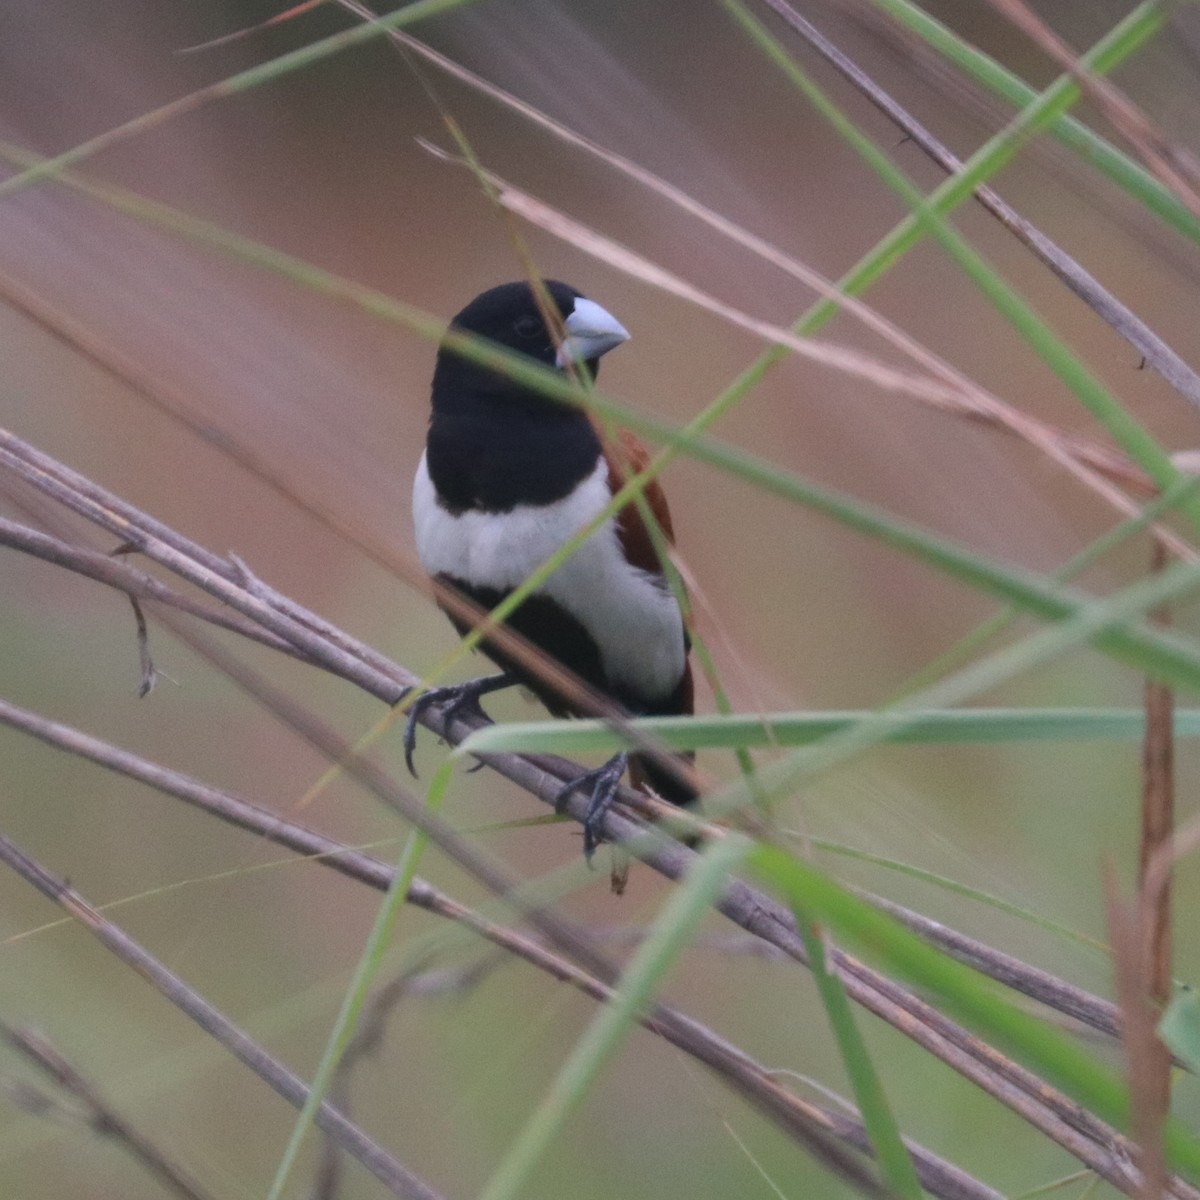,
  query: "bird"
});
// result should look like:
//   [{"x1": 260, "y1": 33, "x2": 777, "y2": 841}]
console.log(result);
[{"x1": 408, "y1": 279, "x2": 696, "y2": 856}]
